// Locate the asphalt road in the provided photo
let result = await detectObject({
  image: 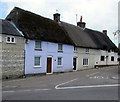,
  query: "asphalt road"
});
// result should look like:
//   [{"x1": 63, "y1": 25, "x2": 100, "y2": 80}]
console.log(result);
[{"x1": 2, "y1": 66, "x2": 120, "y2": 100}]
